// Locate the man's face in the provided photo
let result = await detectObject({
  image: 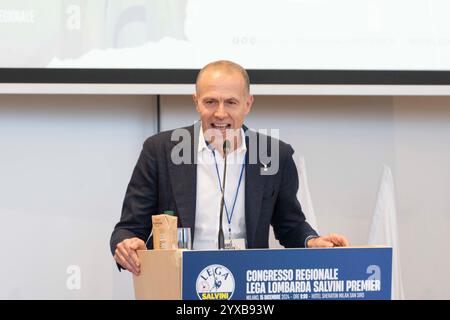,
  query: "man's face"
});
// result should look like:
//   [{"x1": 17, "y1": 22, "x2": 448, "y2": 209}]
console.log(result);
[{"x1": 193, "y1": 68, "x2": 253, "y2": 146}]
